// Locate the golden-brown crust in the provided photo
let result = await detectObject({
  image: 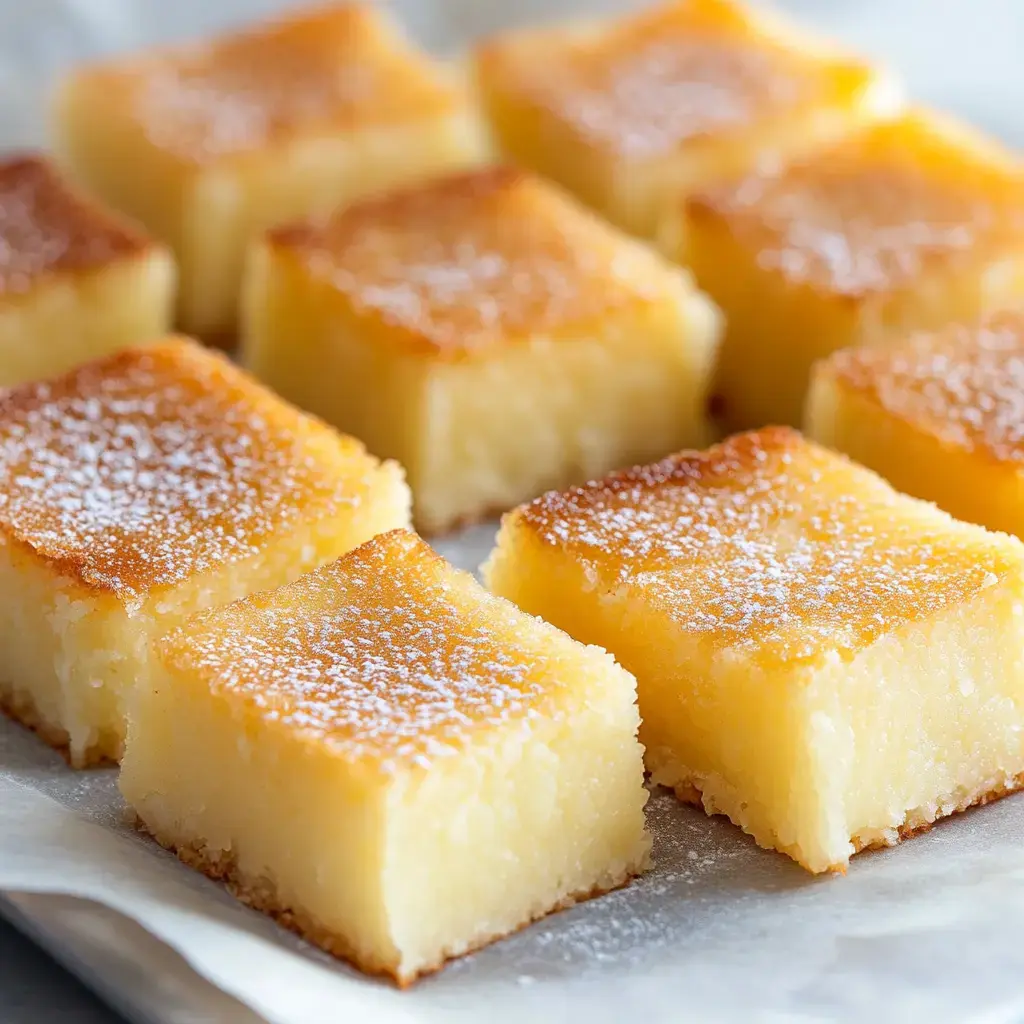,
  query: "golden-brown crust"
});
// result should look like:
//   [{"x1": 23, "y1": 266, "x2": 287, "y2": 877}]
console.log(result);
[
  {"x1": 155, "y1": 529, "x2": 594, "y2": 767},
  {"x1": 64, "y1": 4, "x2": 463, "y2": 165},
  {"x1": 821, "y1": 311, "x2": 1024, "y2": 465},
  {"x1": 0, "y1": 155, "x2": 155, "y2": 297},
  {"x1": 0, "y1": 337, "x2": 374, "y2": 608},
  {"x1": 688, "y1": 112, "x2": 1024, "y2": 298},
  {"x1": 135, "y1": 817, "x2": 641, "y2": 985},
  {"x1": 266, "y1": 165, "x2": 678, "y2": 356},
  {"x1": 0, "y1": 683, "x2": 117, "y2": 769},
  {"x1": 476, "y1": 0, "x2": 875, "y2": 159},
  {"x1": 509, "y1": 426, "x2": 1024, "y2": 667}
]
